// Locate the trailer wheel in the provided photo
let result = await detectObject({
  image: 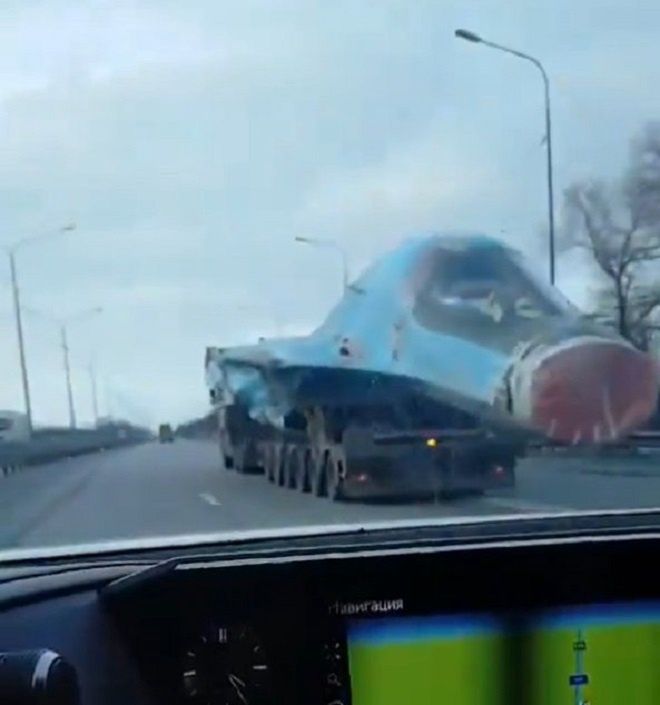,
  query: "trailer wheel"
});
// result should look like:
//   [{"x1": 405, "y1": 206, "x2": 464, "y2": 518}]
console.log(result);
[
  {"x1": 237, "y1": 440, "x2": 263, "y2": 474},
  {"x1": 313, "y1": 452, "x2": 329, "y2": 497},
  {"x1": 281, "y1": 446, "x2": 291, "y2": 487},
  {"x1": 297, "y1": 450, "x2": 312, "y2": 493},
  {"x1": 264, "y1": 446, "x2": 276, "y2": 483},
  {"x1": 276, "y1": 446, "x2": 286, "y2": 486},
  {"x1": 284, "y1": 446, "x2": 299, "y2": 489},
  {"x1": 325, "y1": 451, "x2": 345, "y2": 501},
  {"x1": 233, "y1": 444, "x2": 245, "y2": 473},
  {"x1": 287, "y1": 447, "x2": 304, "y2": 490}
]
